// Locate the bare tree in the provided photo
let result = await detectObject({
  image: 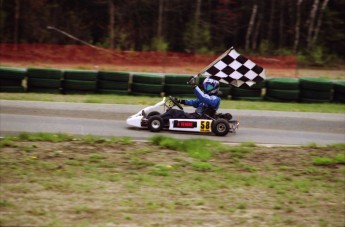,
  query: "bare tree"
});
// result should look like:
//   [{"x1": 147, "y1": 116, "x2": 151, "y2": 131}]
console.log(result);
[
  {"x1": 307, "y1": 0, "x2": 320, "y2": 48},
  {"x1": 14, "y1": 0, "x2": 20, "y2": 45},
  {"x1": 108, "y1": 0, "x2": 115, "y2": 49},
  {"x1": 279, "y1": 0, "x2": 285, "y2": 49},
  {"x1": 245, "y1": 4, "x2": 258, "y2": 51},
  {"x1": 312, "y1": 0, "x2": 330, "y2": 44},
  {"x1": 157, "y1": 0, "x2": 164, "y2": 38},
  {"x1": 193, "y1": 0, "x2": 202, "y2": 53},
  {"x1": 267, "y1": 0, "x2": 276, "y2": 43},
  {"x1": 293, "y1": 0, "x2": 303, "y2": 53},
  {"x1": 251, "y1": 5, "x2": 262, "y2": 51}
]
